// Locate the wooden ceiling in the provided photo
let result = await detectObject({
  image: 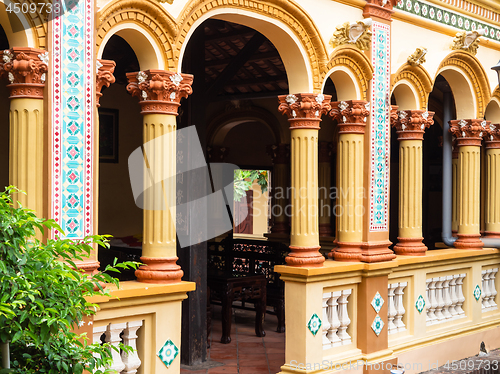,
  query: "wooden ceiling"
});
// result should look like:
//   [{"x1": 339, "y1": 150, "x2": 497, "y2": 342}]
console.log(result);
[{"x1": 201, "y1": 20, "x2": 288, "y2": 100}]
